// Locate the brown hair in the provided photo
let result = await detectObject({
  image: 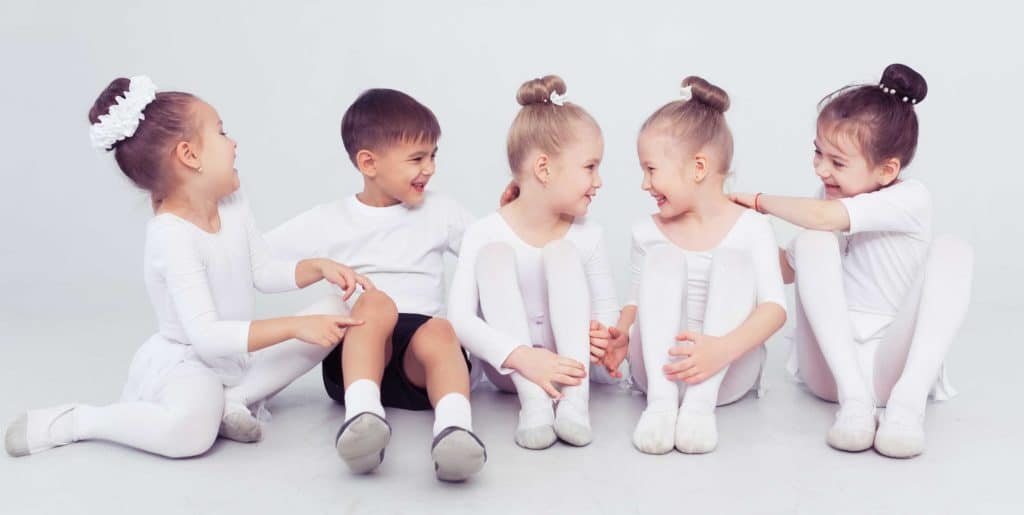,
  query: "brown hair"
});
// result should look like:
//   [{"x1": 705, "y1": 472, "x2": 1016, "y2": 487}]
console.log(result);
[
  {"x1": 340, "y1": 89, "x2": 441, "y2": 166},
  {"x1": 817, "y1": 63, "x2": 927, "y2": 168},
  {"x1": 641, "y1": 76, "x2": 734, "y2": 173},
  {"x1": 88, "y1": 78, "x2": 199, "y2": 202},
  {"x1": 506, "y1": 75, "x2": 599, "y2": 176}
]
